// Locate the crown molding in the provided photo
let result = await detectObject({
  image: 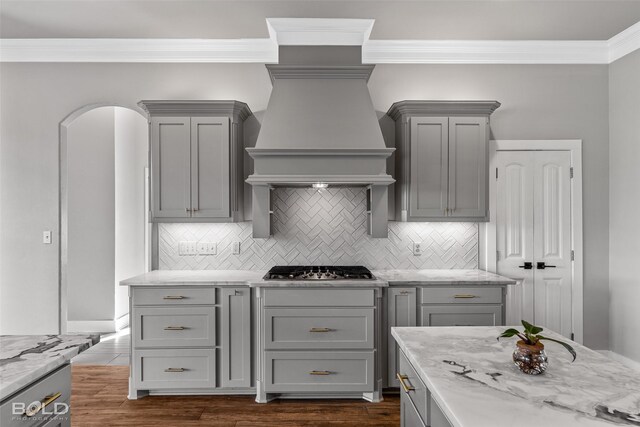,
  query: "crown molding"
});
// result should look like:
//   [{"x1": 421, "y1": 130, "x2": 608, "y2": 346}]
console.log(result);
[
  {"x1": 1, "y1": 18, "x2": 639, "y2": 64},
  {"x1": 138, "y1": 100, "x2": 252, "y2": 120},
  {"x1": 266, "y1": 64, "x2": 375, "y2": 83},
  {"x1": 0, "y1": 38, "x2": 278, "y2": 63},
  {"x1": 608, "y1": 20, "x2": 640, "y2": 63},
  {"x1": 363, "y1": 40, "x2": 609, "y2": 64},
  {"x1": 387, "y1": 100, "x2": 501, "y2": 120},
  {"x1": 266, "y1": 18, "x2": 374, "y2": 46}
]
